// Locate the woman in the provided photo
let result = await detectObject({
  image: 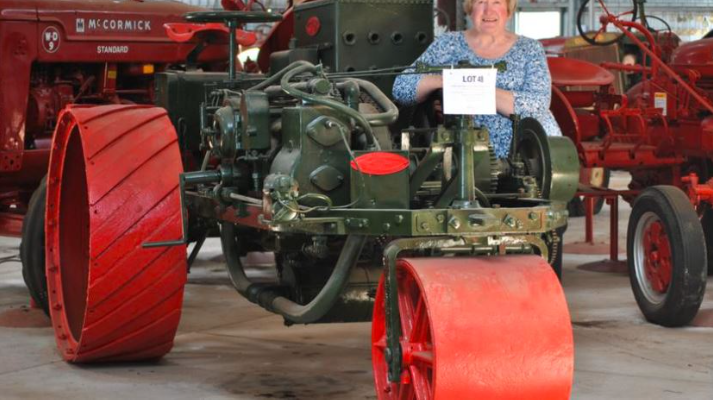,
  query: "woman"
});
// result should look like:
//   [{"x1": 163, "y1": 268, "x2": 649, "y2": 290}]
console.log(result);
[
  {"x1": 392, "y1": 0, "x2": 561, "y2": 159},
  {"x1": 393, "y1": 0, "x2": 566, "y2": 279}
]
